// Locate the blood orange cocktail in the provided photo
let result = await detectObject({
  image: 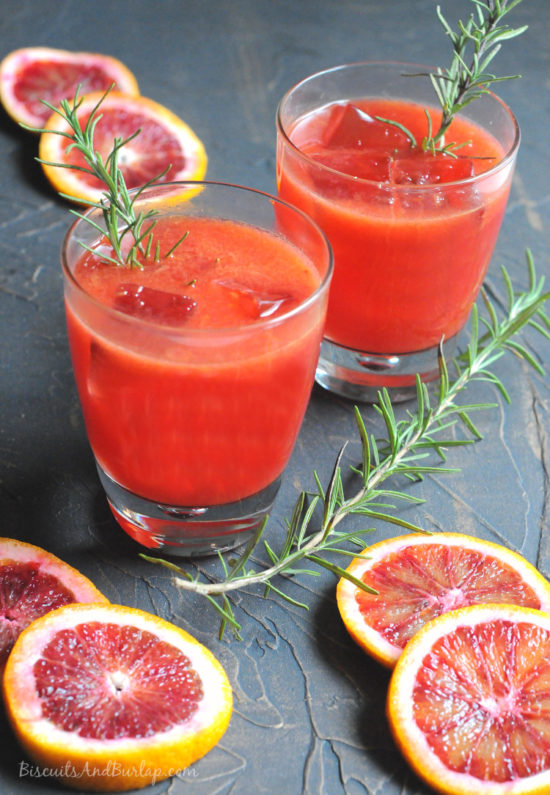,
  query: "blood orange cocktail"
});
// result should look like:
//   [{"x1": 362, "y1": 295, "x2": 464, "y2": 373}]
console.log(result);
[
  {"x1": 62, "y1": 182, "x2": 332, "y2": 555},
  {"x1": 277, "y1": 62, "x2": 519, "y2": 401}
]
